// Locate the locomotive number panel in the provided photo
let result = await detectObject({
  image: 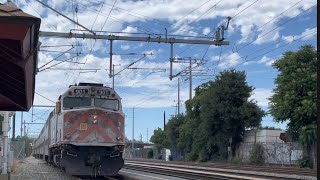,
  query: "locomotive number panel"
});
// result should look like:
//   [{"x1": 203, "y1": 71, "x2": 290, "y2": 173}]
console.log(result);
[
  {"x1": 74, "y1": 89, "x2": 89, "y2": 94},
  {"x1": 97, "y1": 90, "x2": 110, "y2": 96}
]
